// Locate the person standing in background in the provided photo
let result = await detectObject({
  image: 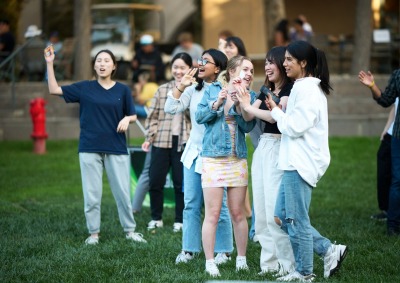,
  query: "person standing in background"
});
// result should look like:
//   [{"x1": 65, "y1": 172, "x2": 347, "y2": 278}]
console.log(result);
[
  {"x1": 131, "y1": 34, "x2": 165, "y2": 85},
  {"x1": 371, "y1": 100, "x2": 397, "y2": 221},
  {"x1": 359, "y1": 69, "x2": 400, "y2": 236},
  {"x1": 217, "y1": 30, "x2": 234, "y2": 54},
  {"x1": 44, "y1": 46, "x2": 146, "y2": 245},
  {"x1": 0, "y1": 19, "x2": 15, "y2": 63},
  {"x1": 171, "y1": 32, "x2": 204, "y2": 67}
]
